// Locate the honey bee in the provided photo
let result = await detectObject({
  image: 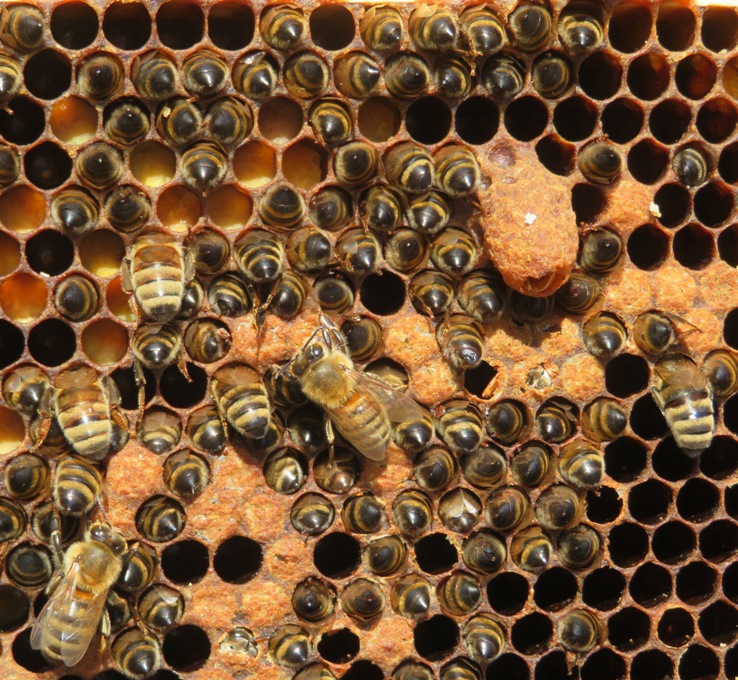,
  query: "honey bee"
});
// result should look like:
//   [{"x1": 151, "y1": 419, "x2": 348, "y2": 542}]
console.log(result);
[
  {"x1": 258, "y1": 183, "x2": 306, "y2": 229},
  {"x1": 155, "y1": 97, "x2": 202, "y2": 147},
  {"x1": 137, "y1": 583, "x2": 184, "y2": 631},
  {"x1": 434, "y1": 145, "x2": 482, "y2": 197},
  {"x1": 204, "y1": 97, "x2": 253, "y2": 148},
  {"x1": 413, "y1": 446, "x2": 457, "y2": 492},
  {"x1": 435, "y1": 400, "x2": 484, "y2": 454},
  {"x1": 341, "y1": 578, "x2": 386, "y2": 622},
  {"x1": 310, "y1": 185, "x2": 352, "y2": 230},
  {"x1": 434, "y1": 55, "x2": 474, "y2": 99},
  {"x1": 431, "y1": 227, "x2": 479, "y2": 277},
  {"x1": 535, "y1": 484, "x2": 582, "y2": 531},
  {"x1": 462, "y1": 529, "x2": 506, "y2": 574},
  {"x1": 393, "y1": 661, "x2": 433, "y2": 680},
  {"x1": 267, "y1": 270, "x2": 308, "y2": 320},
  {"x1": 633, "y1": 310, "x2": 678, "y2": 355},
  {"x1": 180, "y1": 141, "x2": 228, "y2": 192},
  {"x1": 394, "y1": 406, "x2": 435, "y2": 455},
  {"x1": 269, "y1": 624, "x2": 311, "y2": 669},
  {"x1": 235, "y1": 229, "x2": 285, "y2": 284},
  {"x1": 409, "y1": 269, "x2": 455, "y2": 317},
  {"x1": 581, "y1": 397, "x2": 628, "y2": 442},
  {"x1": 558, "y1": 6, "x2": 605, "y2": 53},
  {"x1": 4, "y1": 453, "x2": 49, "y2": 501},
  {"x1": 485, "y1": 486, "x2": 529, "y2": 532},
  {"x1": 557, "y1": 609, "x2": 603, "y2": 652},
  {"x1": 673, "y1": 145, "x2": 710, "y2": 187},
  {"x1": 532, "y1": 52, "x2": 573, "y2": 99},
  {"x1": 0, "y1": 51, "x2": 22, "y2": 99},
  {"x1": 441, "y1": 658, "x2": 482, "y2": 680},
  {"x1": 336, "y1": 229, "x2": 381, "y2": 275},
  {"x1": 485, "y1": 399, "x2": 528, "y2": 445},
  {"x1": 0, "y1": 496, "x2": 26, "y2": 543},
  {"x1": 182, "y1": 50, "x2": 228, "y2": 97},
  {"x1": 104, "y1": 99, "x2": 150, "y2": 146},
  {"x1": 703, "y1": 349, "x2": 738, "y2": 399},
  {"x1": 385, "y1": 52, "x2": 431, "y2": 98},
  {"x1": 508, "y1": 3, "x2": 552, "y2": 51},
  {"x1": 0, "y1": 143, "x2": 19, "y2": 186},
  {"x1": 409, "y1": 5, "x2": 458, "y2": 52},
  {"x1": 290, "y1": 492, "x2": 335, "y2": 536},
  {"x1": 360, "y1": 5, "x2": 403, "y2": 52},
  {"x1": 510, "y1": 442, "x2": 550, "y2": 487},
  {"x1": 363, "y1": 535, "x2": 407, "y2": 576},
  {"x1": 284, "y1": 315, "x2": 424, "y2": 462},
  {"x1": 232, "y1": 51, "x2": 278, "y2": 101},
  {"x1": 481, "y1": 53, "x2": 525, "y2": 99},
  {"x1": 131, "y1": 50, "x2": 178, "y2": 102},
  {"x1": 462, "y1": 613, "x2": 506, "y2": 664},
  {"x1": 536, "y1": 397, "x2": 577, "y2": 443},
  {"x1": 438, "y1": 487, "x2": 482, "y2": 533},
  {"x1": 3, "y1": 363, "x2": 50, "y2": 417},
  {"x1": 360, "y1": 184, "x2": 406, "y2": 233},
  {"x1": 341, "y1": 493, "x2": 384, "y2": 534},
  {"x1": 510, "y1": 525, "x2": 553, "y2": 573},
  {"x1": 53, "y1": 454, "x2": 103, "y2": 517},
  {"x1": 579, "y1": 228, "x2": 623, "y2": 273},
  {"x1": 132, "y1": 323, "x2": 184, "y2": 375},
  {"x1": 390, "y1": 573, "x2": 433, "y2": 618},
  {"x1": 31, "y1": 501, "x2": 79, "y2": 548},
  {"x1": 652, "y1": 353, "x2": 715, "y2": 457},
  {"x1": 189, "y1": 228, "x2": 230, "y2": 276},
  {"x1": 460, "y1": 5, "x2": 506, "y2": 55},
  {"x1": 385, "y1": 229, "x2": 428, "y2": 273},
  {"x1": 7, "y1": 542, "x2": 53, "y2": 588},
  {"x1": 122, "y1": 230, "x2": 195, "y2": 324},
  {"x1": 292, "y1": 576, "x2": 336, "y2": 622},
  {"x1": 186, "y1": 405, "x2": 226, "y2": 455},
  {"x1": 0, "y1": 4, "x2": 45, "y2": 52},
  {"x1": 105, "y1": 185, "x2": 151, "y2": 233},
  {"x1": 341, "y1": 316, "x2": 383, "y2": 362},
  {"x1": 314, "y1": 274, "x2": 355, "y2": 314},
  {"x1": 557, "y1": 524, "x2": 601, "y2": 570},
  {"x1": 260, "y1": 4, "x2": 306, "y2": 50},
  {"x1": 334, "y1": 141, "x2": 380, "y2": 187},
  {"x1": 184, "y1": 318, "x2": 232, "y2": 364},
  {"x1": 116, "y1": 541, "x2": 158, "y2": 594},
  {"x1": 135, "y1": 495, "x2": 186, "y2": 543},
  {"x1": 385, "y1": 142, "x2": 435, "y2": 195},
  {"x1": 177, "y1": 279, "x2": 204, "y2": 320},
  {"x1": 284, "y1": 51, "x2": 330, "y2": 99},
  {"x1": 406, "y1": 190, "x2": 453, "y2": 234},
  {"x1": 75, "y1": 142, "x2": 124, "y2": 191},
  {"x1": 286, "y1": 227, "x2": 334, "y2": 273},
  {"x1": 77, "y1": 52, "x2": 124, "y2": 100},
  {"x1": 30, "y1": 521, "x2": 127, "y2": 667},
  {"x1": 163, "y1": 449, "x2": 211, "y2": 499},
  {"x1": 211, "y1": 363, "x2": 271, "y2": 441},
  {"x1": 578, "y1": 140, "x2": 624, "y2": 184},
  {"x1": 583, "y1": 312, "x2": 627, "y2": 360},
  {"x1": 559, "y1": 439, "x2": 603, "y2": 489},
  {"x1": 436, "y1": 313, "x2": 485, "y2": 371},
  {"x1": 460, "y1": 446, "x2": 506, "y2": 488},
  {"x1": 111, "y1": 627, "x2": 162, "y2": 680}
]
